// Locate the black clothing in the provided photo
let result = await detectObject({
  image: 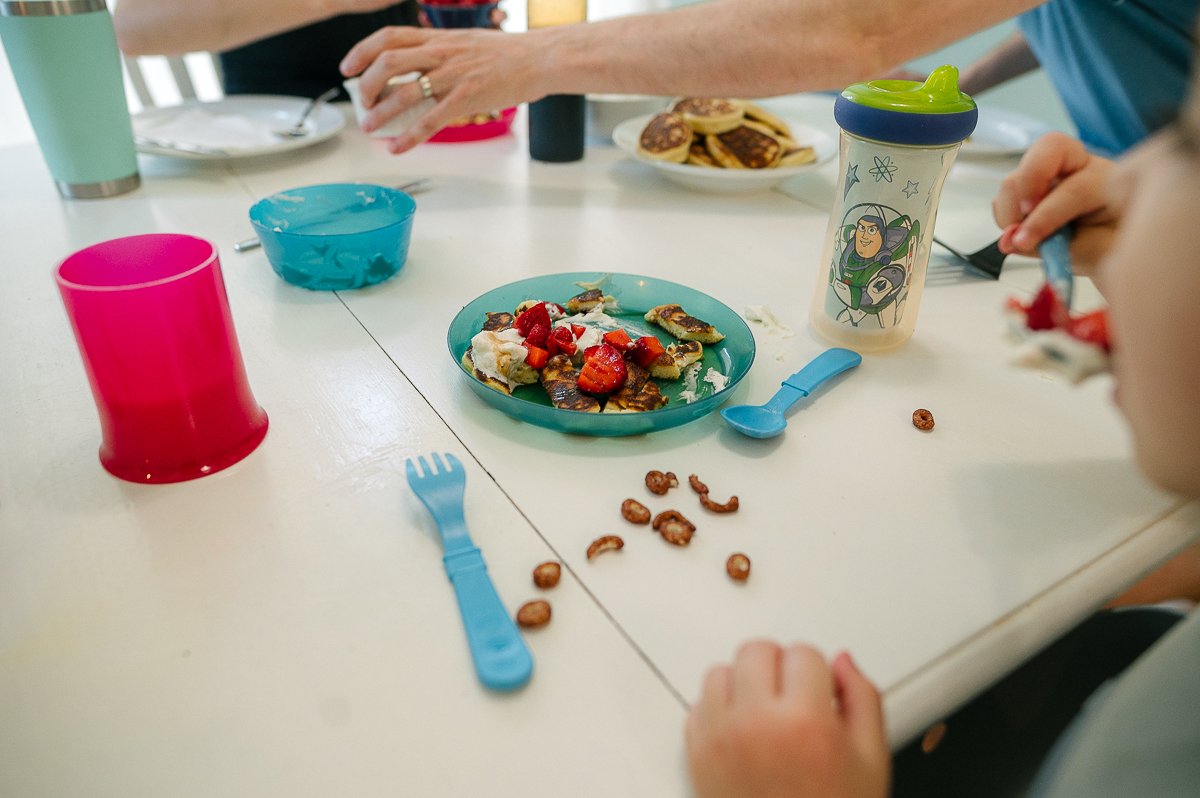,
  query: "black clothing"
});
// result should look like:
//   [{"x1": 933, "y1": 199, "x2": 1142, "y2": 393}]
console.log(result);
[{"x1": 219, "y1": 2, "x2": 418, "y2": 99}]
